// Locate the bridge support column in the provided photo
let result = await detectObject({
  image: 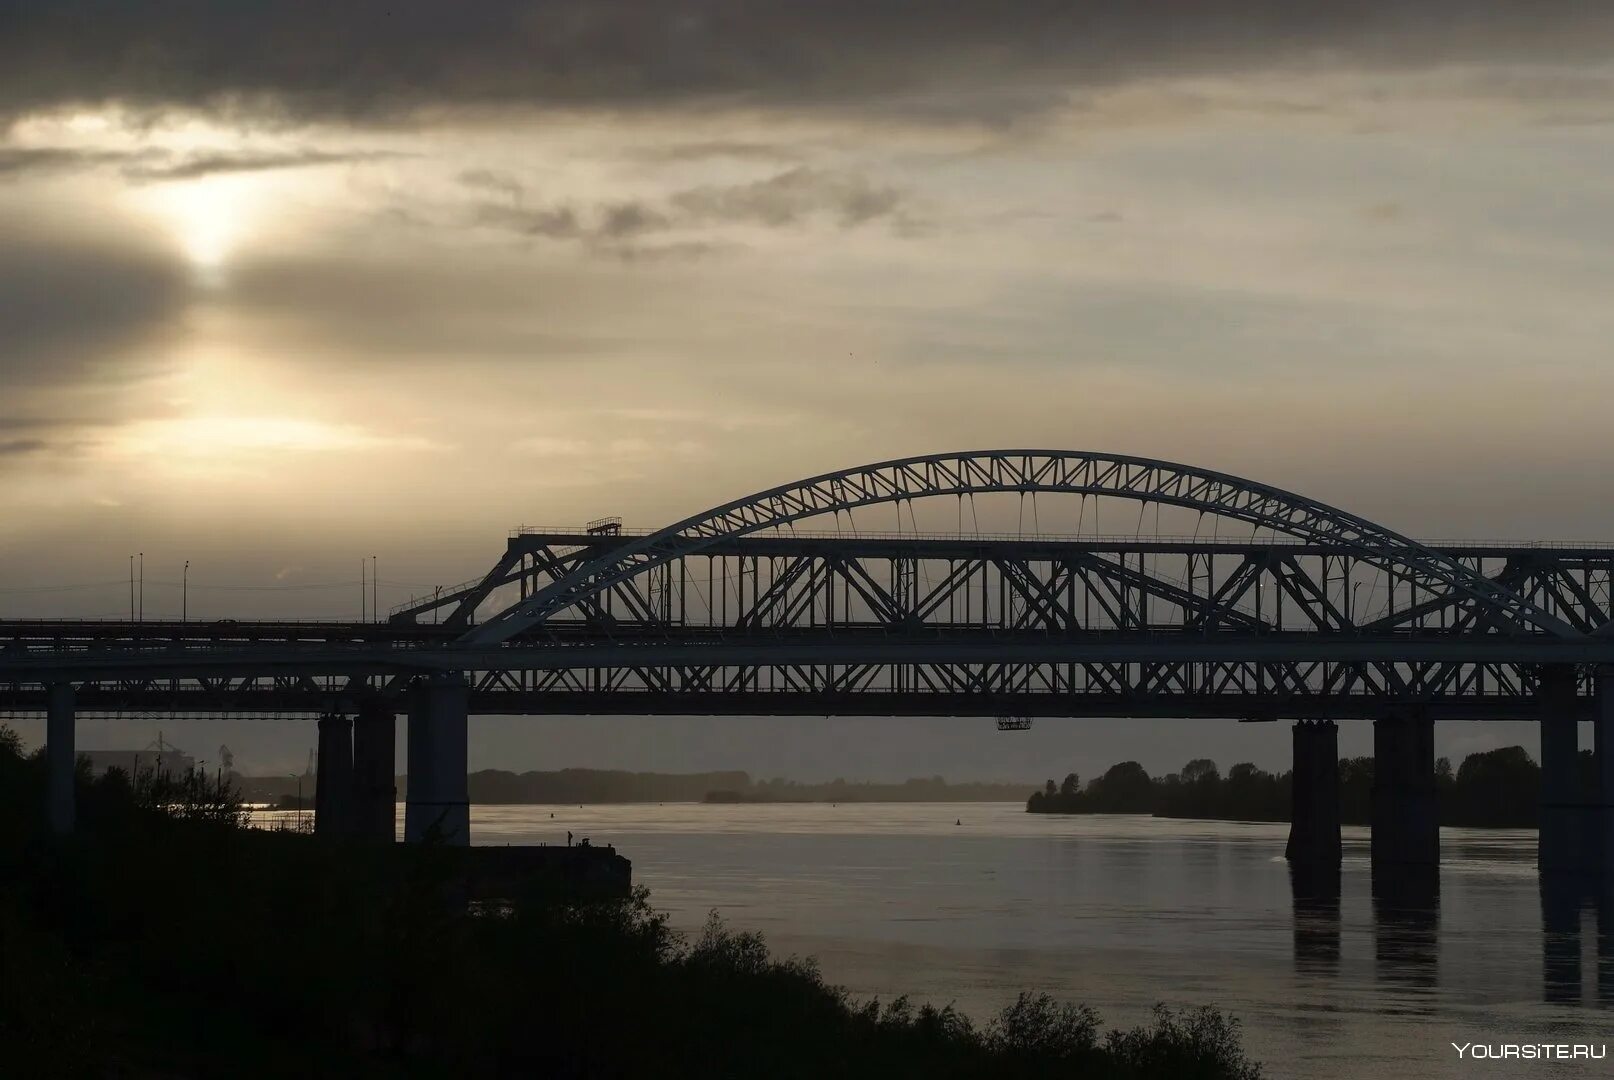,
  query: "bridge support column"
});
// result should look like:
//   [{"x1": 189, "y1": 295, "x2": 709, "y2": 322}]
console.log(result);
[
  {"x1": 45, "y1": 681, "x2": 75, "y2": 835},
  {"x1": 314, "y1": 712, "x2": 353, "y2": 837},
  {"x1": 1592, "y1": 667, "x2": 1614, "y2": 883},
  {"x1": 1538, "y1": 664, "x2": 1584, "y2": 876},
  {"x1": 1285, "y1": 720, "x2": 1341, "y2": 867},
  {"x1": 1371, "y1": 713, "x2": 1438, "y2": 873},
  {"x1": 351, "y1": 697, "x2": 397, "y2": 843},
  {"x1": 405, "y1": 674, "x2": 469, "y2": 845}
]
